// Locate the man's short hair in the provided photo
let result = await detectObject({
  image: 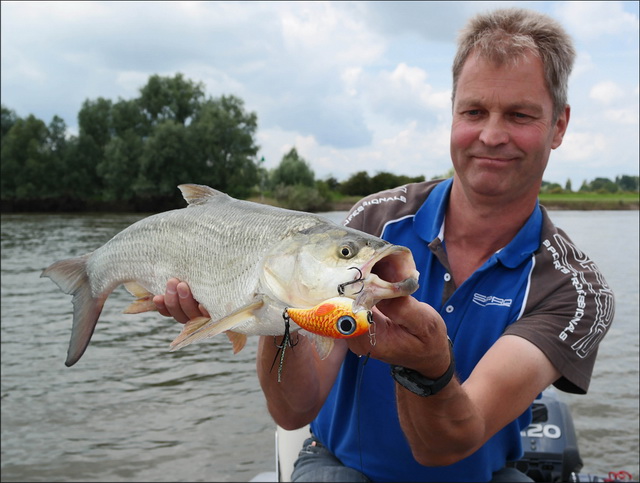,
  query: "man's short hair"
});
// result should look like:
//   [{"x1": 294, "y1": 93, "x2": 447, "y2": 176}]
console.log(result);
[{"x1": 452, "y1": 8, "x2": 576, "y2": 120}]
